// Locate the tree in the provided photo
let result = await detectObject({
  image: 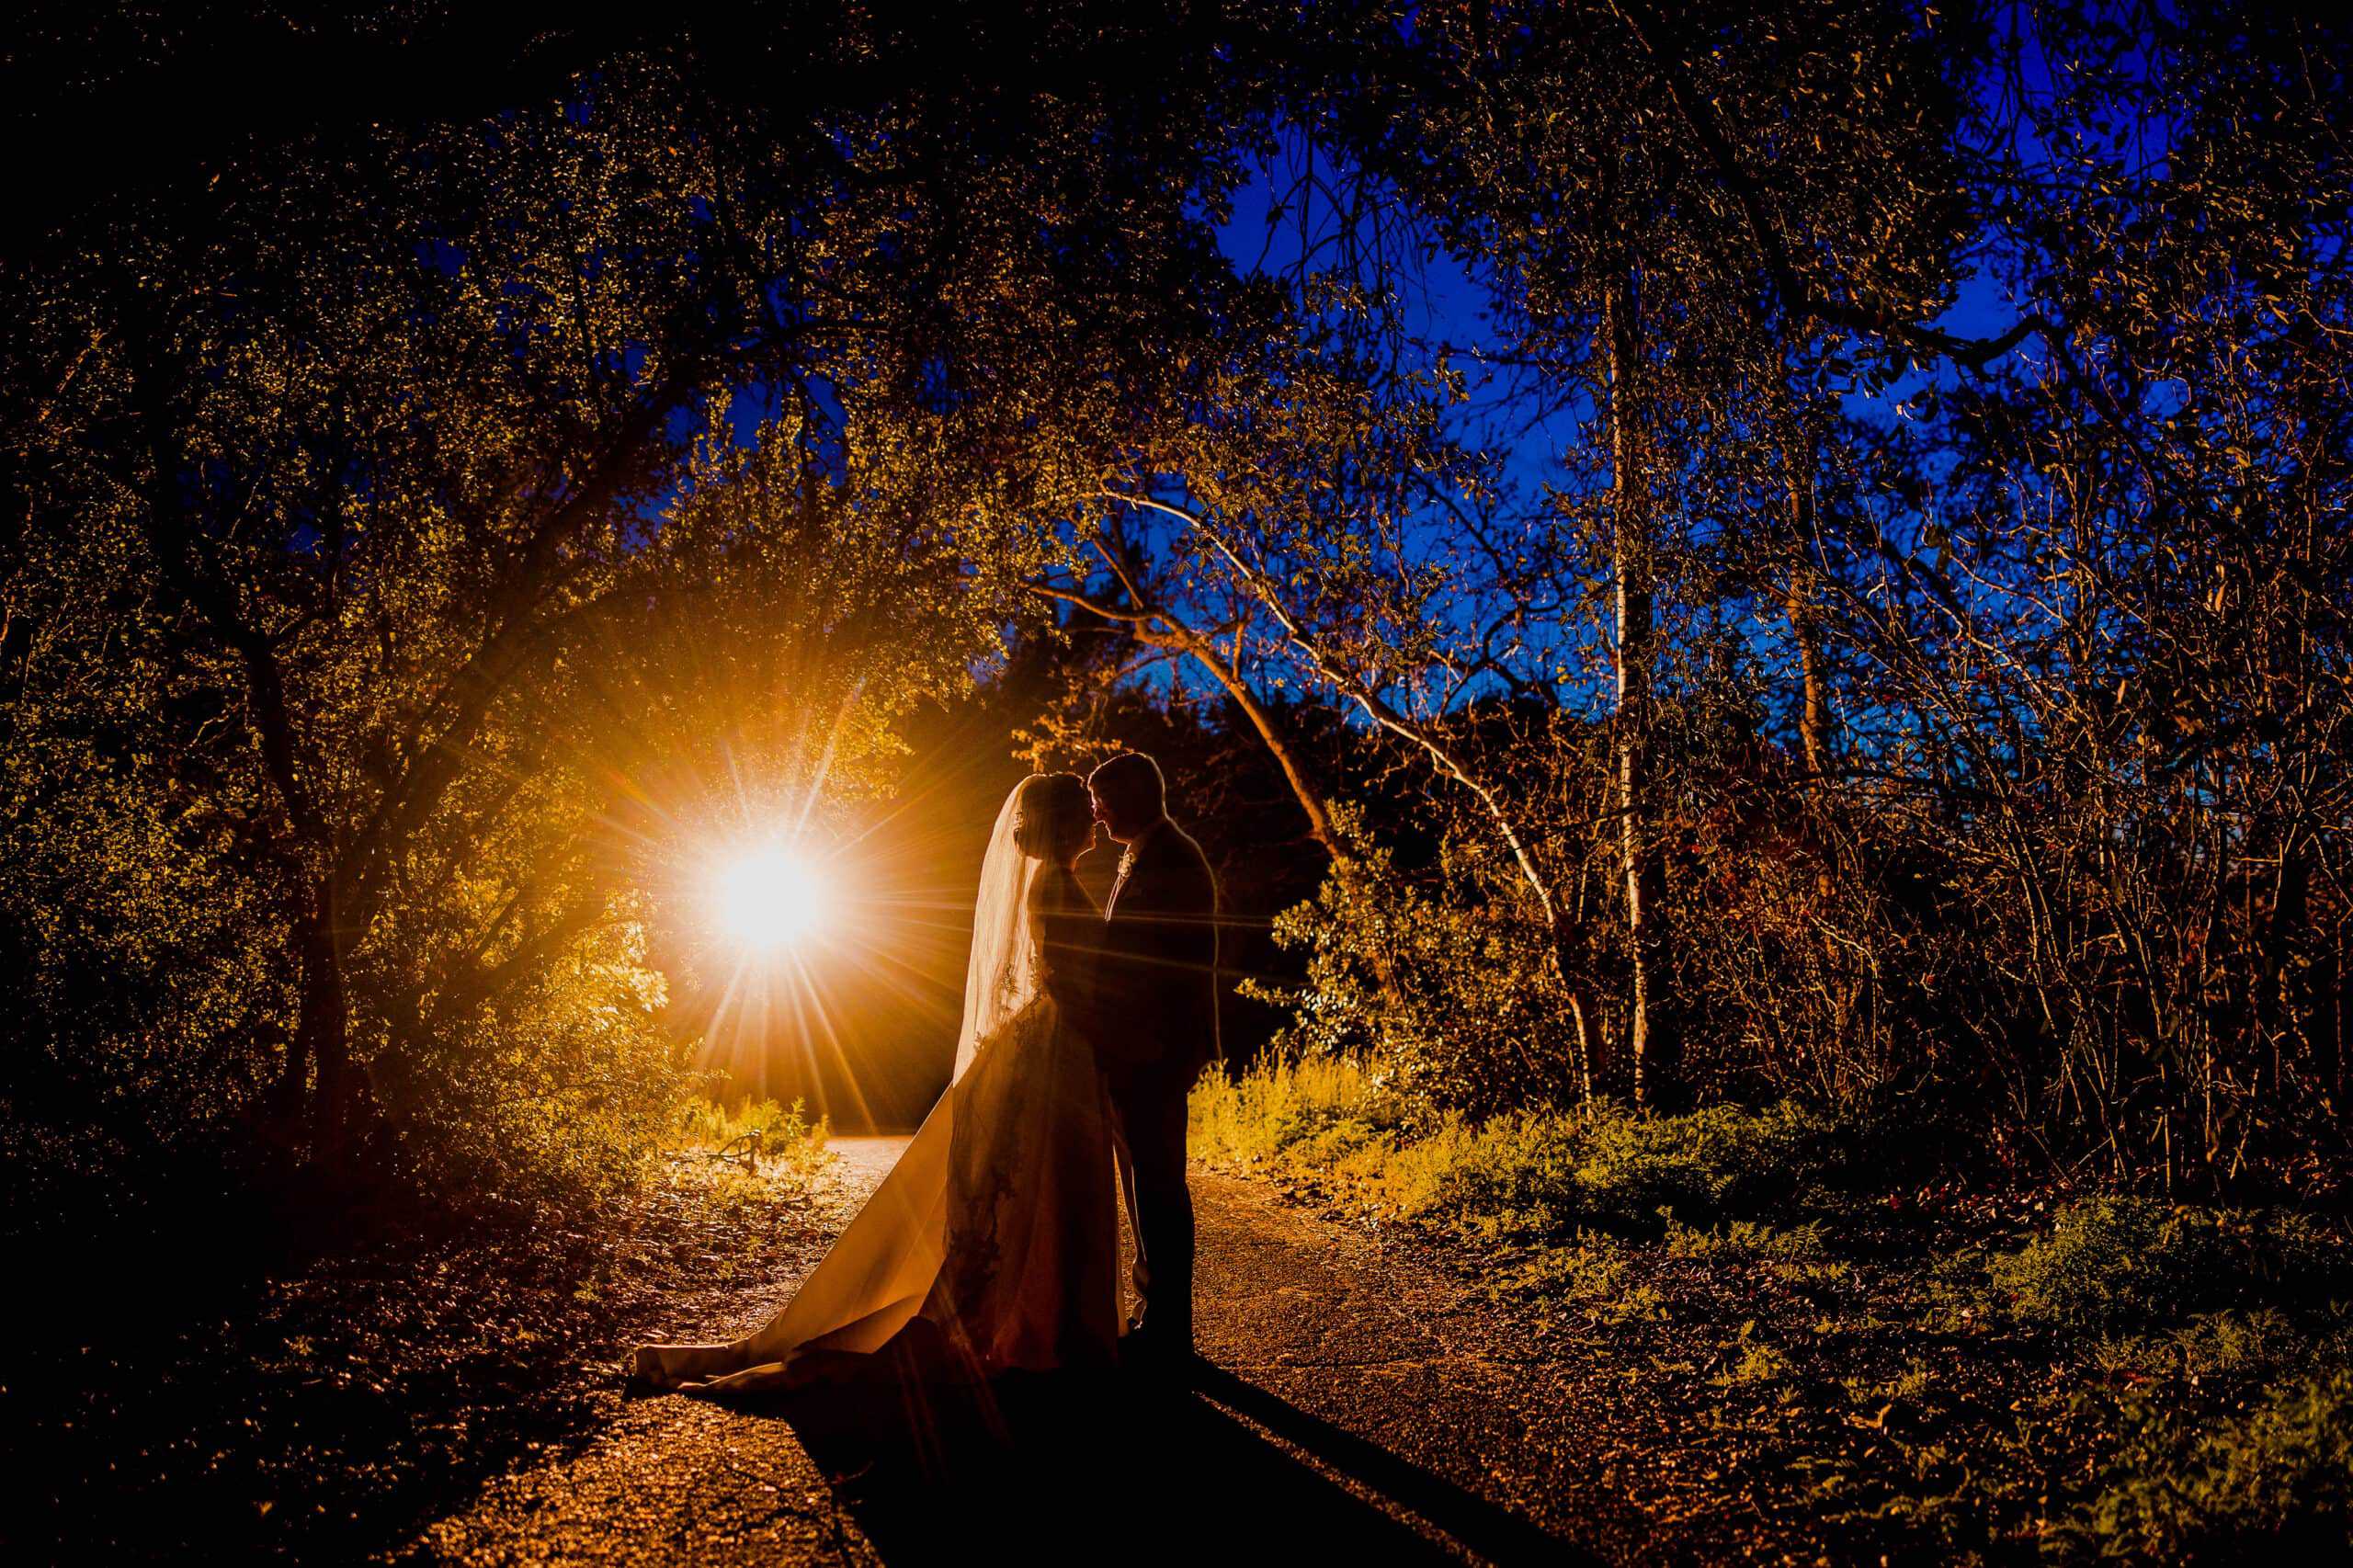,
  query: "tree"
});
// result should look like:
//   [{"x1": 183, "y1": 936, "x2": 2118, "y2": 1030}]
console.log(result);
[{"x1": 0, "y1": 0, "x2": 1315, "y2": 1212}]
